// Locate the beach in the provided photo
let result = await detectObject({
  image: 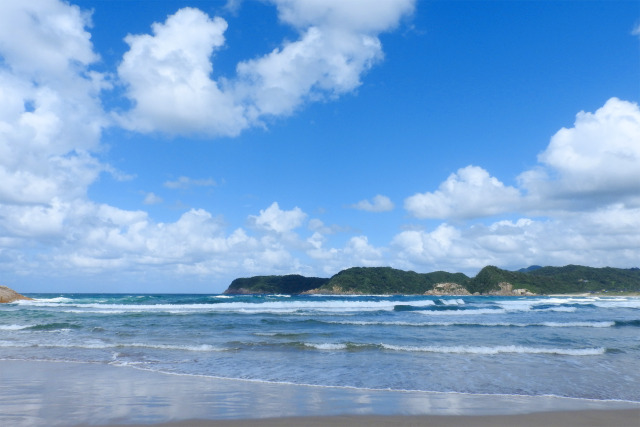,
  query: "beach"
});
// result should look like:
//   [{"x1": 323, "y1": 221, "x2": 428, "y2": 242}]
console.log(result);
[
  {"x1": 98, "y1": 411, "x2": 640, "y2": 427},
  {"x1": 2, "y1": 294, "x2": 640, "y2": 426},
  {"x1": 1, "y1": 360, "x2": 639, "y2": 427}
]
